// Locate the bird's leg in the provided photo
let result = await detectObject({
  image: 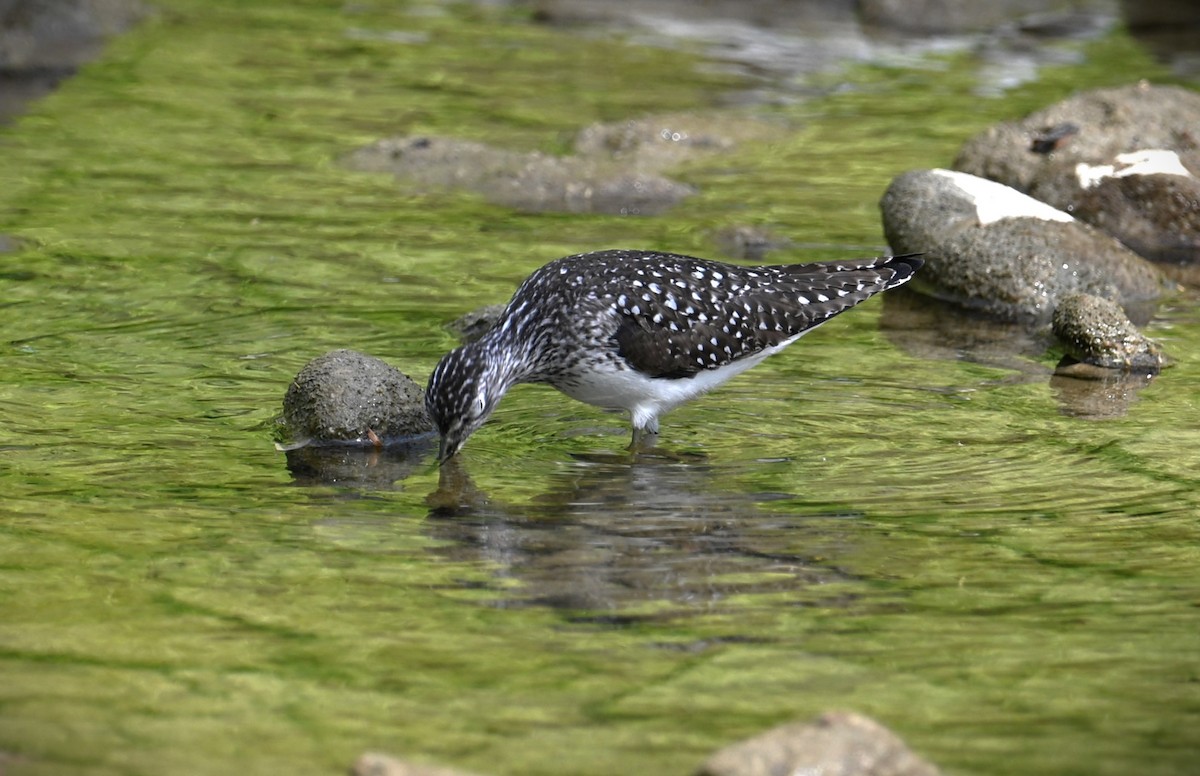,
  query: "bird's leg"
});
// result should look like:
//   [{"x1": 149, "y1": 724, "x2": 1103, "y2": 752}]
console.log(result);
[{"x1": 628, "y1": 422, "x2": 659, "y2": 453}]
